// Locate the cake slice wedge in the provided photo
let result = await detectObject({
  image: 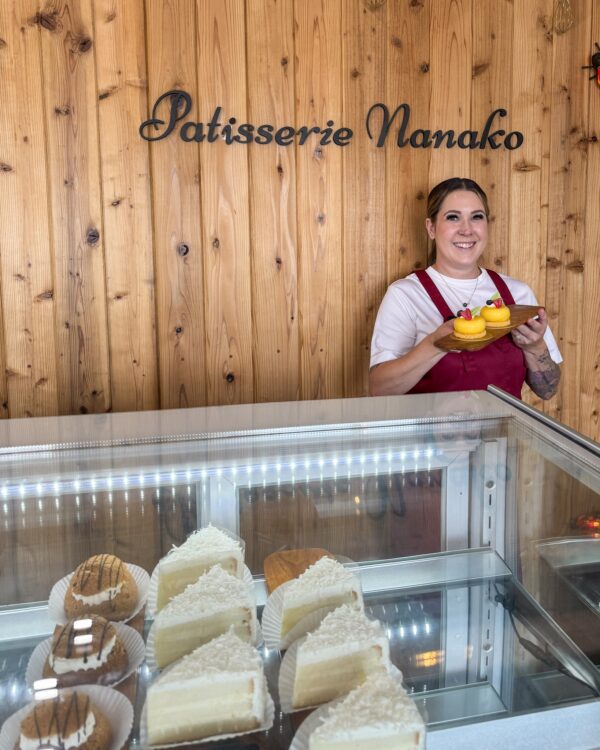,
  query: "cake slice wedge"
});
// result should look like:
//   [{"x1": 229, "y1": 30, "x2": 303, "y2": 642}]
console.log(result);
[
  {"x1": 281, "y1": 557, "x2": 362, "y2": 637},
  {"x1": 156, "y1": 524, "x2": 244, "y2": 611},
  {"x1": 291, "y1": 604, "x2": 390, "y2": 709},
  {"x1": 146, "y1": 630, "x2": 269, "y2": 745},
  {"x1": 152, "y1": 565, "x2": 257, "y2": 669},
  {"x1": 308, "y1": 672, "x2": 425, "y2": 749}
]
